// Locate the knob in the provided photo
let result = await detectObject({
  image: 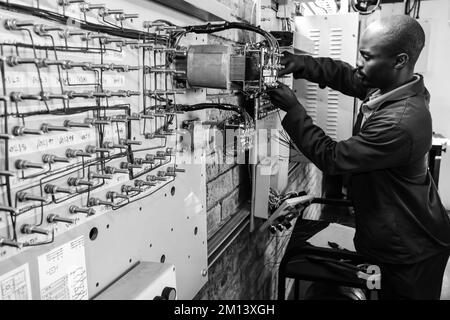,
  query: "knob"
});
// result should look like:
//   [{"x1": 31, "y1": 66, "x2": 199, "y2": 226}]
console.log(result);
[
  {"x1": 47, "y1": 214, "x2": 75, "y2": 224},
  {"x1": 21, "y1": 224, "x2": 50, "y2": 235},
  {"x1": 161, "y1": 287, "x2": 177, "y2": 300}
]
